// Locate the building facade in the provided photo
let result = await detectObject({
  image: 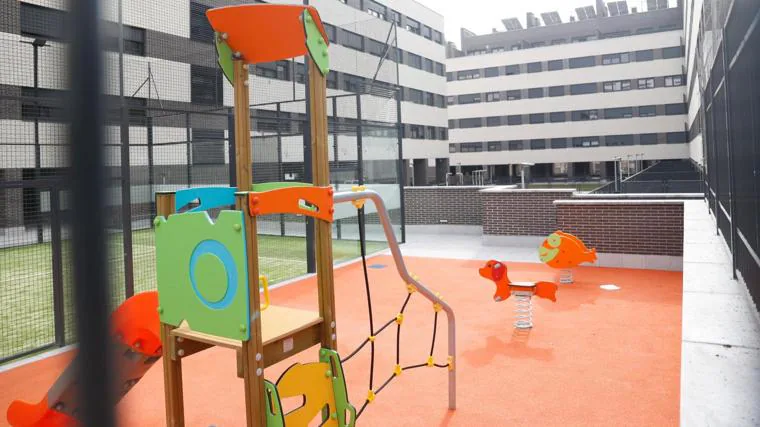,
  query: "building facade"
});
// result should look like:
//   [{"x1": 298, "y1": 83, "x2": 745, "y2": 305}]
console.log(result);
[{"x1": 445, "y1": 4, "x2": 689, "y2": 183}]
